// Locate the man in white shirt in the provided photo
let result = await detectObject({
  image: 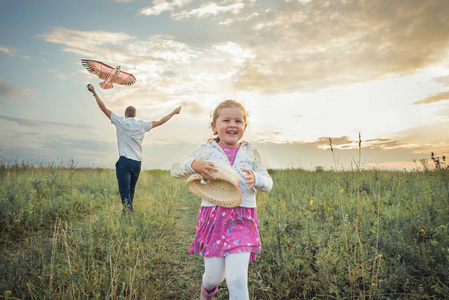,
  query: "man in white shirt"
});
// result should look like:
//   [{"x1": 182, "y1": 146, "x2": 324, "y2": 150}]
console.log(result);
[{"x1": 87, "y1": 84, "x2": 181, "y2": 213}]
